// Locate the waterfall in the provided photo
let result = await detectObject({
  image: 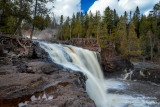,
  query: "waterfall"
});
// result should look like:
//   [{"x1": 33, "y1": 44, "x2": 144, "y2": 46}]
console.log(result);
[
  {"x1": 39, "y1": 41, "x2": 107, "y2": 107},
  {"x1": 123, "y1": 70, "x2": 133, "y2": 80}
]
